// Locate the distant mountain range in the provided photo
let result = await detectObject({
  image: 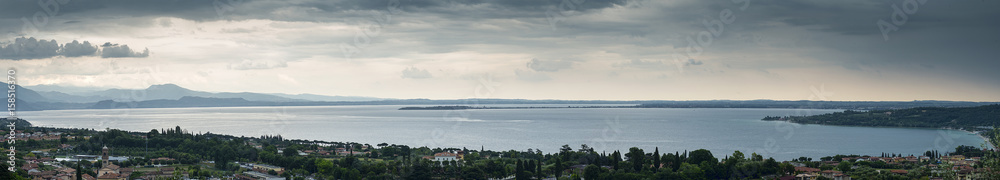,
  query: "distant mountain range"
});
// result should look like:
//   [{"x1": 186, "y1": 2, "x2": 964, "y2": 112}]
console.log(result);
[
  {"x1": 80, "y1": 84, "x2": 305, "y2": 102},
  {"x1": 12, "y1": 83, "x2": 384, "y2": 103},
  {"x1": 267, "y1": 93, "x2": 386, "y2": 102},
  {"x1": 3, "y1": 82, "x2": 998, "y2": 111},
  {"x1": 3, "y1": 82, "x2": 386, "y2": 110}
]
